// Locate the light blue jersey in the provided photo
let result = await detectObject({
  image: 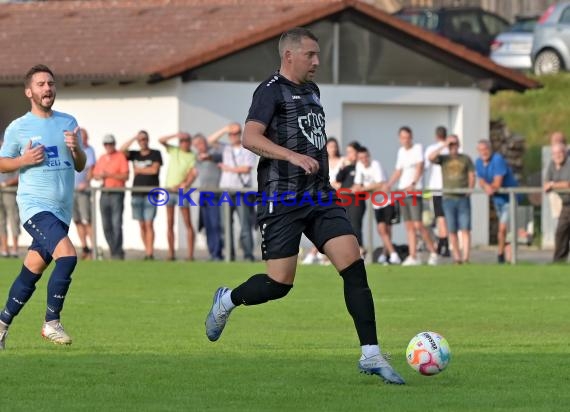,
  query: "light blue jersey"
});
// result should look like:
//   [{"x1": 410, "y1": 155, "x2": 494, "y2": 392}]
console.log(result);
[{"x1": 0, "y1": 111, "x2": 82, "y2": 225}]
